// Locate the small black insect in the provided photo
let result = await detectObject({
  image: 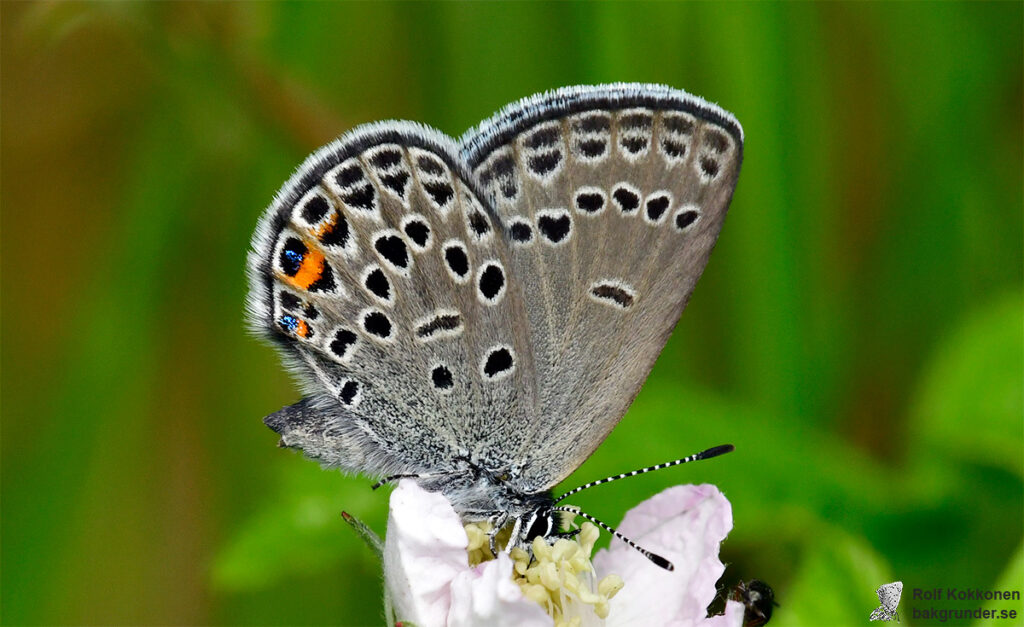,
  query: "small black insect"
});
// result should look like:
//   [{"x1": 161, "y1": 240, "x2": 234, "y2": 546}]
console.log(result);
[{"x1": 730, "y1": 579, "x2": 777, "y2": 627}]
